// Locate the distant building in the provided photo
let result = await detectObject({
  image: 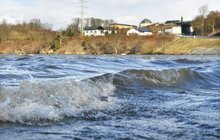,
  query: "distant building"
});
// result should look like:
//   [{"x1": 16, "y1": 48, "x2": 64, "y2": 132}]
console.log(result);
[
  {"x1": 180, "y1": 21, "x2": 194, "y2": 35},
  {"x1": 139, "y1": 18, "x2": 152, "y2": 27},
  {"x1": 127, "y1": 28, "x2": 152, "y2": 36},
  {"x1": 83, "y1": 26, "x2": 112, "y2": 36},
  {"x1": 164, "y1": 22, "x2": 193, "y2": 35},
  {"x1": 165, "y1": 26, "x2": 182, "y2": 35},
  {"x1": 164, "y1": 18, "x2": 193, "y2": 35},
  {"x1": 110, "y1": 23, "x2": 137, "y2": 29}
]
